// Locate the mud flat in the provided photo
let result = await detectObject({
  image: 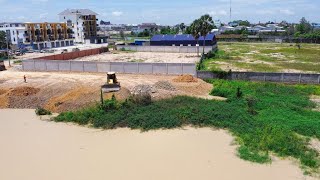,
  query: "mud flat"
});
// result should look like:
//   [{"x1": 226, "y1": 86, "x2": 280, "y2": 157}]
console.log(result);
[{"x1": 0, "y1": 109, "x2": 314, "y2": 180}]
